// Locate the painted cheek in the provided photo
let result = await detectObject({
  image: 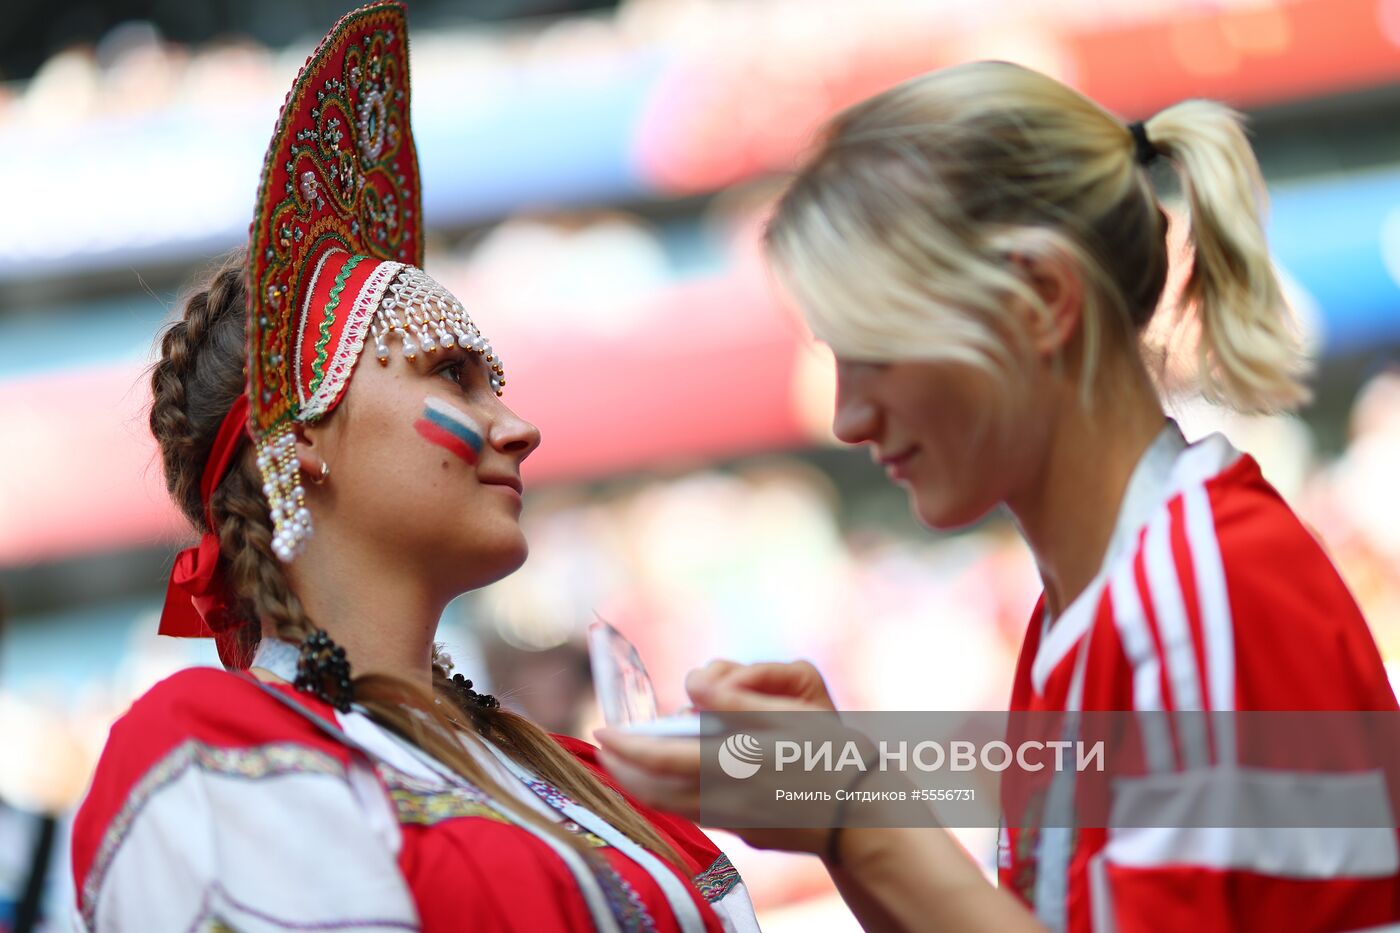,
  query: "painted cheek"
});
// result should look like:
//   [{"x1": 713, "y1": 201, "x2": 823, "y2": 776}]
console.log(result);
[
  {"x1": 415, "y1": 397, "x2": 486, "y2": 466},
  {"x1": 414, "y1": 418, "x2": 479, "y2": 465}
]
